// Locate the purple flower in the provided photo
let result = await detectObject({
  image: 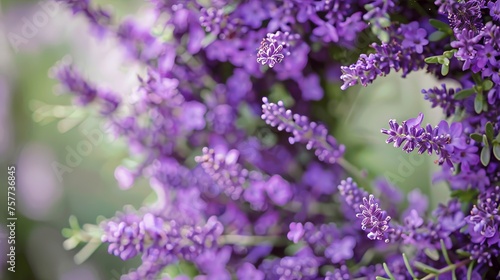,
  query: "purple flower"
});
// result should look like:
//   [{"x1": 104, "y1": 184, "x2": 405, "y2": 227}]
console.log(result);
[
  {"x1": 55, "y1": 0, "x2": 112, "y2": 36},
  {"x1": 381, "y1": 113, "x2": 460, "y2": 167},
  {"x1": 297, "y1": 74, "x2": 324, "y2": 101},
  {"x1": 199, "y1": 7, "x2": 239, "y2": 40},
  {"x1": 337, "y1": 12, "x2": 367, "y2": 43},
  {"x1": 357, "y1": 194, "x2": 392, "y2": 242},
  {"x1": 302, "y1": 162, "x2": 337, "y2": 195},
  {"x1": 254, "y1": 210, "x2": 279, "y2": 235},
  {"x1": 101, "y1": 212, "x2": 223, "y2": 262},
  {"x1": 256, "y1": 38, "x2": 285, "y2": 68},
  {"x1": 243, "y1": 181, "x2": 268, "y2": 211},
  {"x1": 340, "y1": 22, "x2": 428, "y2": 90},
  {"x1": 237, "y1": 263, "x2": 265, "y2": 280},
  {"x1": 466, "y1": 243, "x2": 500, "y2": 267},
  {"x1": 181, "y1": 101, "x2": 207, "y2": 131},
  {"x1": 451, "y1": 145, "x2": 479, "y2": 172},
  {"x1": 440, "y1": 0, "x2": 484, "y2": 32},
  {"x1": 265, "y1": 175, "x2": 293, "y2": 206},
  {"x1": 271, "y1": 252, "x2": 319, "y2": 280},
  {"x1": 400, "y1": 22, "x2": 429, "y2": 54},
  {"x1": 466, "y1": 186, "x2": 500, "y2": 246},
  {"x1": 489, "y1": 1, "x2": 500, "y2": 21},
  {"x1": 235, "y1": 1, "x2": 268, "y2": 29},
  {"x1": 403, "y1": 189, "x2": 429, "y2": 218},
  {"x1": 195, "y1": 246, "x2": 232, "y2": 280},
  {"x1": 421, "y1": 84, "x2": 461, "y2": 117},
  {"x1": 325, "y1": 265, "x2": 351, "y2": 280},
  {"x1": 338, "y1": 178, "x2": 393, "y2": 242},
  {"x1": 51, "y1": 60, "x2": 121, "y2": 115},
  {"x1": 374, "y1": 178, "x2": 403, "y2": 204},
  {"x1": 338, "y1": 177, "x2": 369, "y2": 211},
  {"x1": 226, "y1": 69, "x2": 252, "y2": 105},
  {"x1": 325, "y1": 236, "x2": 356, "y2": 263},
  {"x1": 195, "y1": 148, "x2": 248, "y2": 200},
  {"x1": 312, "y1": 19, "x2": 339, "y2": 43},
  {"x1": 404, "y1": 209, "x2": 424, "y2": 228},
  {"x1": 451, "y1": 29, "x2": 484, "y2": 71},
  {"x1": 287, "y1": 222, "x2": 305, "y2": 243},
  {"x1": 261, "y1": 97, "x2": 345, "y2": 164},
  {"x1": 114, "y1": 166, "x2": 135, "y2": 190},
  {"x1": 433, "y1": 199, "x2": 465, "y2": 232}
]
